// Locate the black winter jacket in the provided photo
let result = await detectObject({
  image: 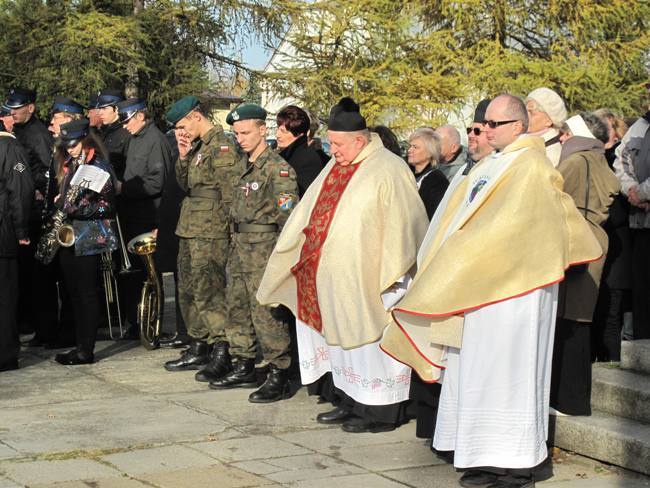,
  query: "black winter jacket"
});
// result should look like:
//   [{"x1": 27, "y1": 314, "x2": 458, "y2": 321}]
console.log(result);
[
  {"x1": 0, "y1": 133, "x2": 34, "y2": 257},
  {"x1": 279, "y1": 135, "x2": 323, "y2": 197}
]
